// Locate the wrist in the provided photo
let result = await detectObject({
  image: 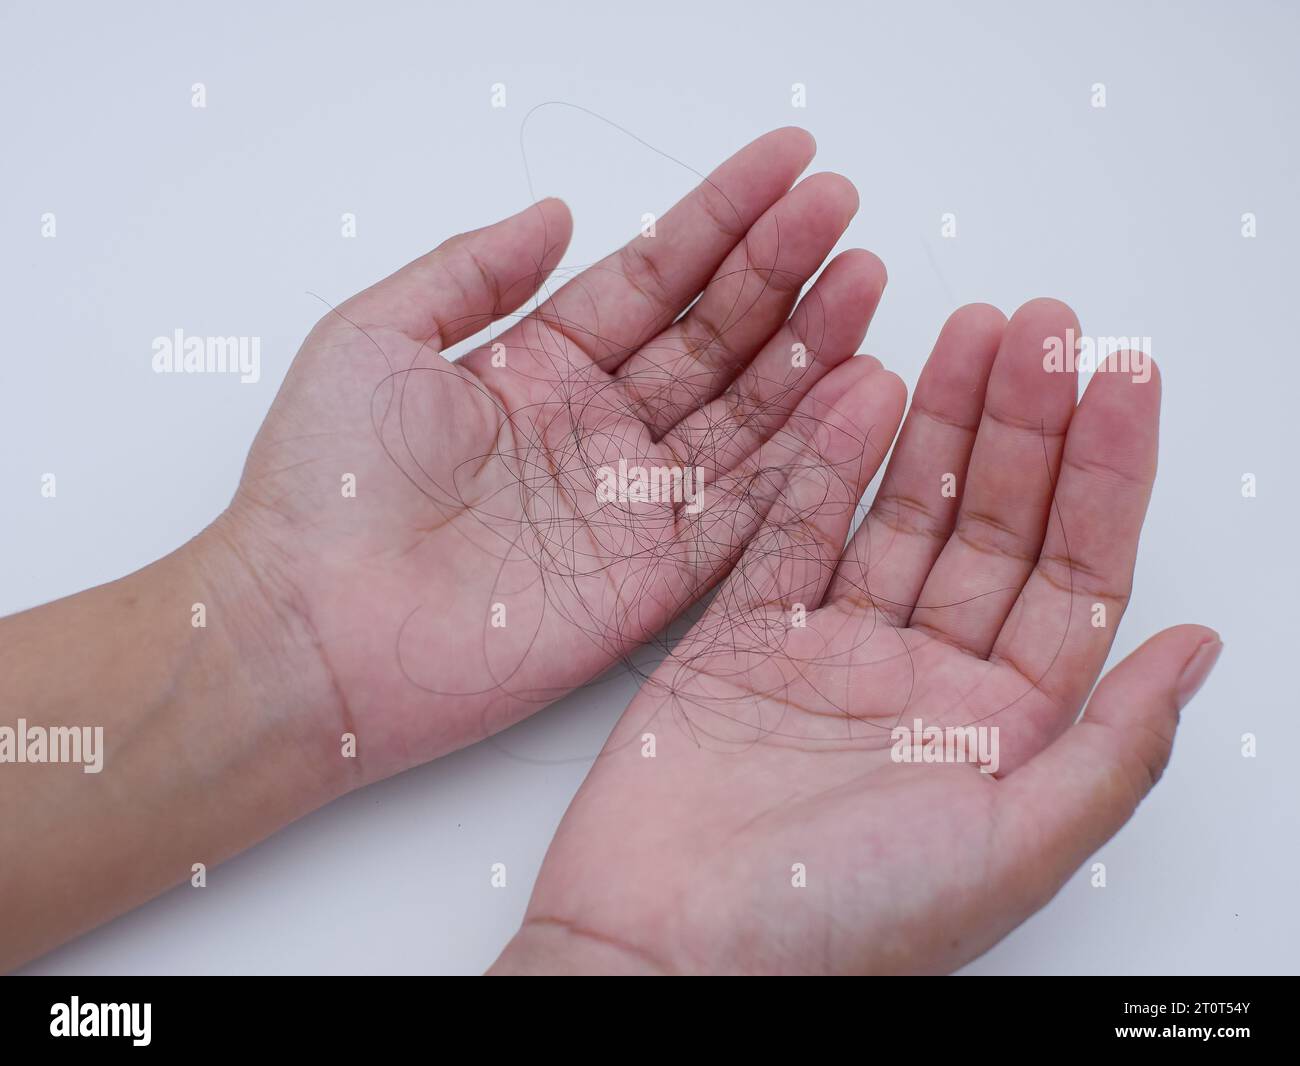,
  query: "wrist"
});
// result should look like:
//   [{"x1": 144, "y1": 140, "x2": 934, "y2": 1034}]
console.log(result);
[
  {"x1": 488, "y1": 918, "x2": 670, "y2": 976},
  {"x1": 183, "y1": 511, "x2": 360, "y2": 803}
]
